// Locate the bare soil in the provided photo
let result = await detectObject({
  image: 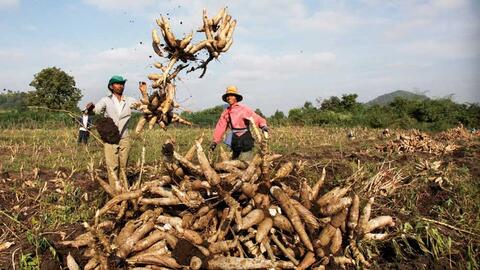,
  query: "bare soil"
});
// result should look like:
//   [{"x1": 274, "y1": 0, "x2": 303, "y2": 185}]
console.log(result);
[{"x1": 0, "y1": 138, "x2": 478, "y2": 269}]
